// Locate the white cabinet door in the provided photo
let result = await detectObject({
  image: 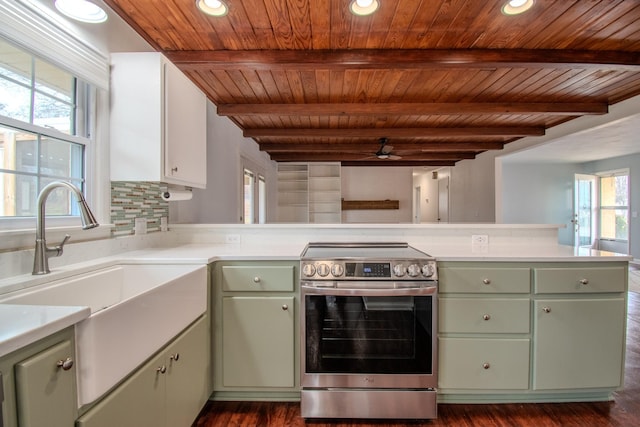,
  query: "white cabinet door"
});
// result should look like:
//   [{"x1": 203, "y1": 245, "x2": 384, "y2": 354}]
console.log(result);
[{"x1": 163, "y1": 61, "x2": 207, "y2": 188}]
